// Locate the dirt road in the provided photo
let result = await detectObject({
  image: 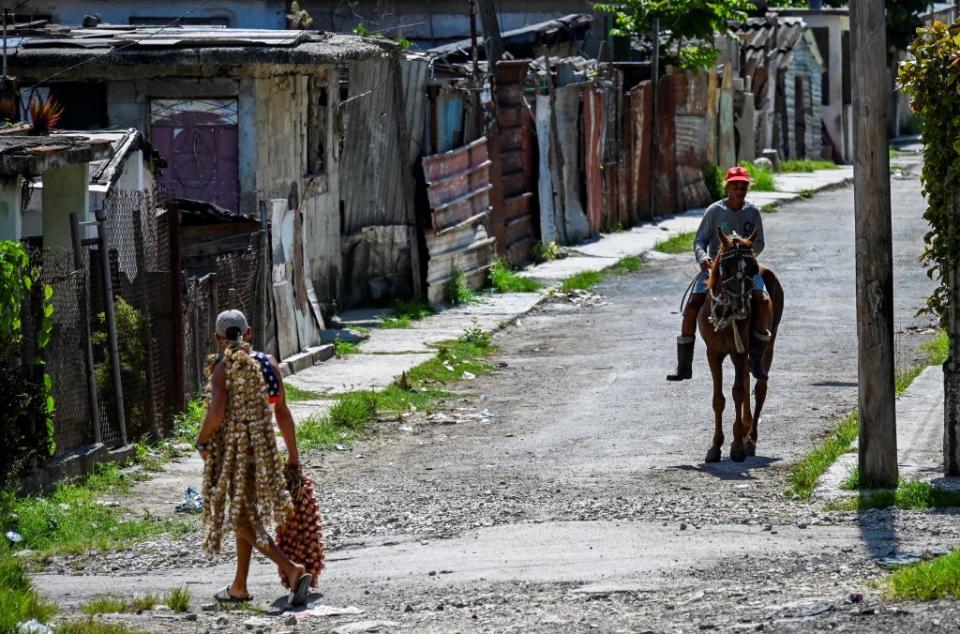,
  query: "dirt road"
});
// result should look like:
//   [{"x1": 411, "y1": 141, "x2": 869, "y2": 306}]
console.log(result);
[{"x1": 35, "y1": 161, "x2": 960, "y2": 632}]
